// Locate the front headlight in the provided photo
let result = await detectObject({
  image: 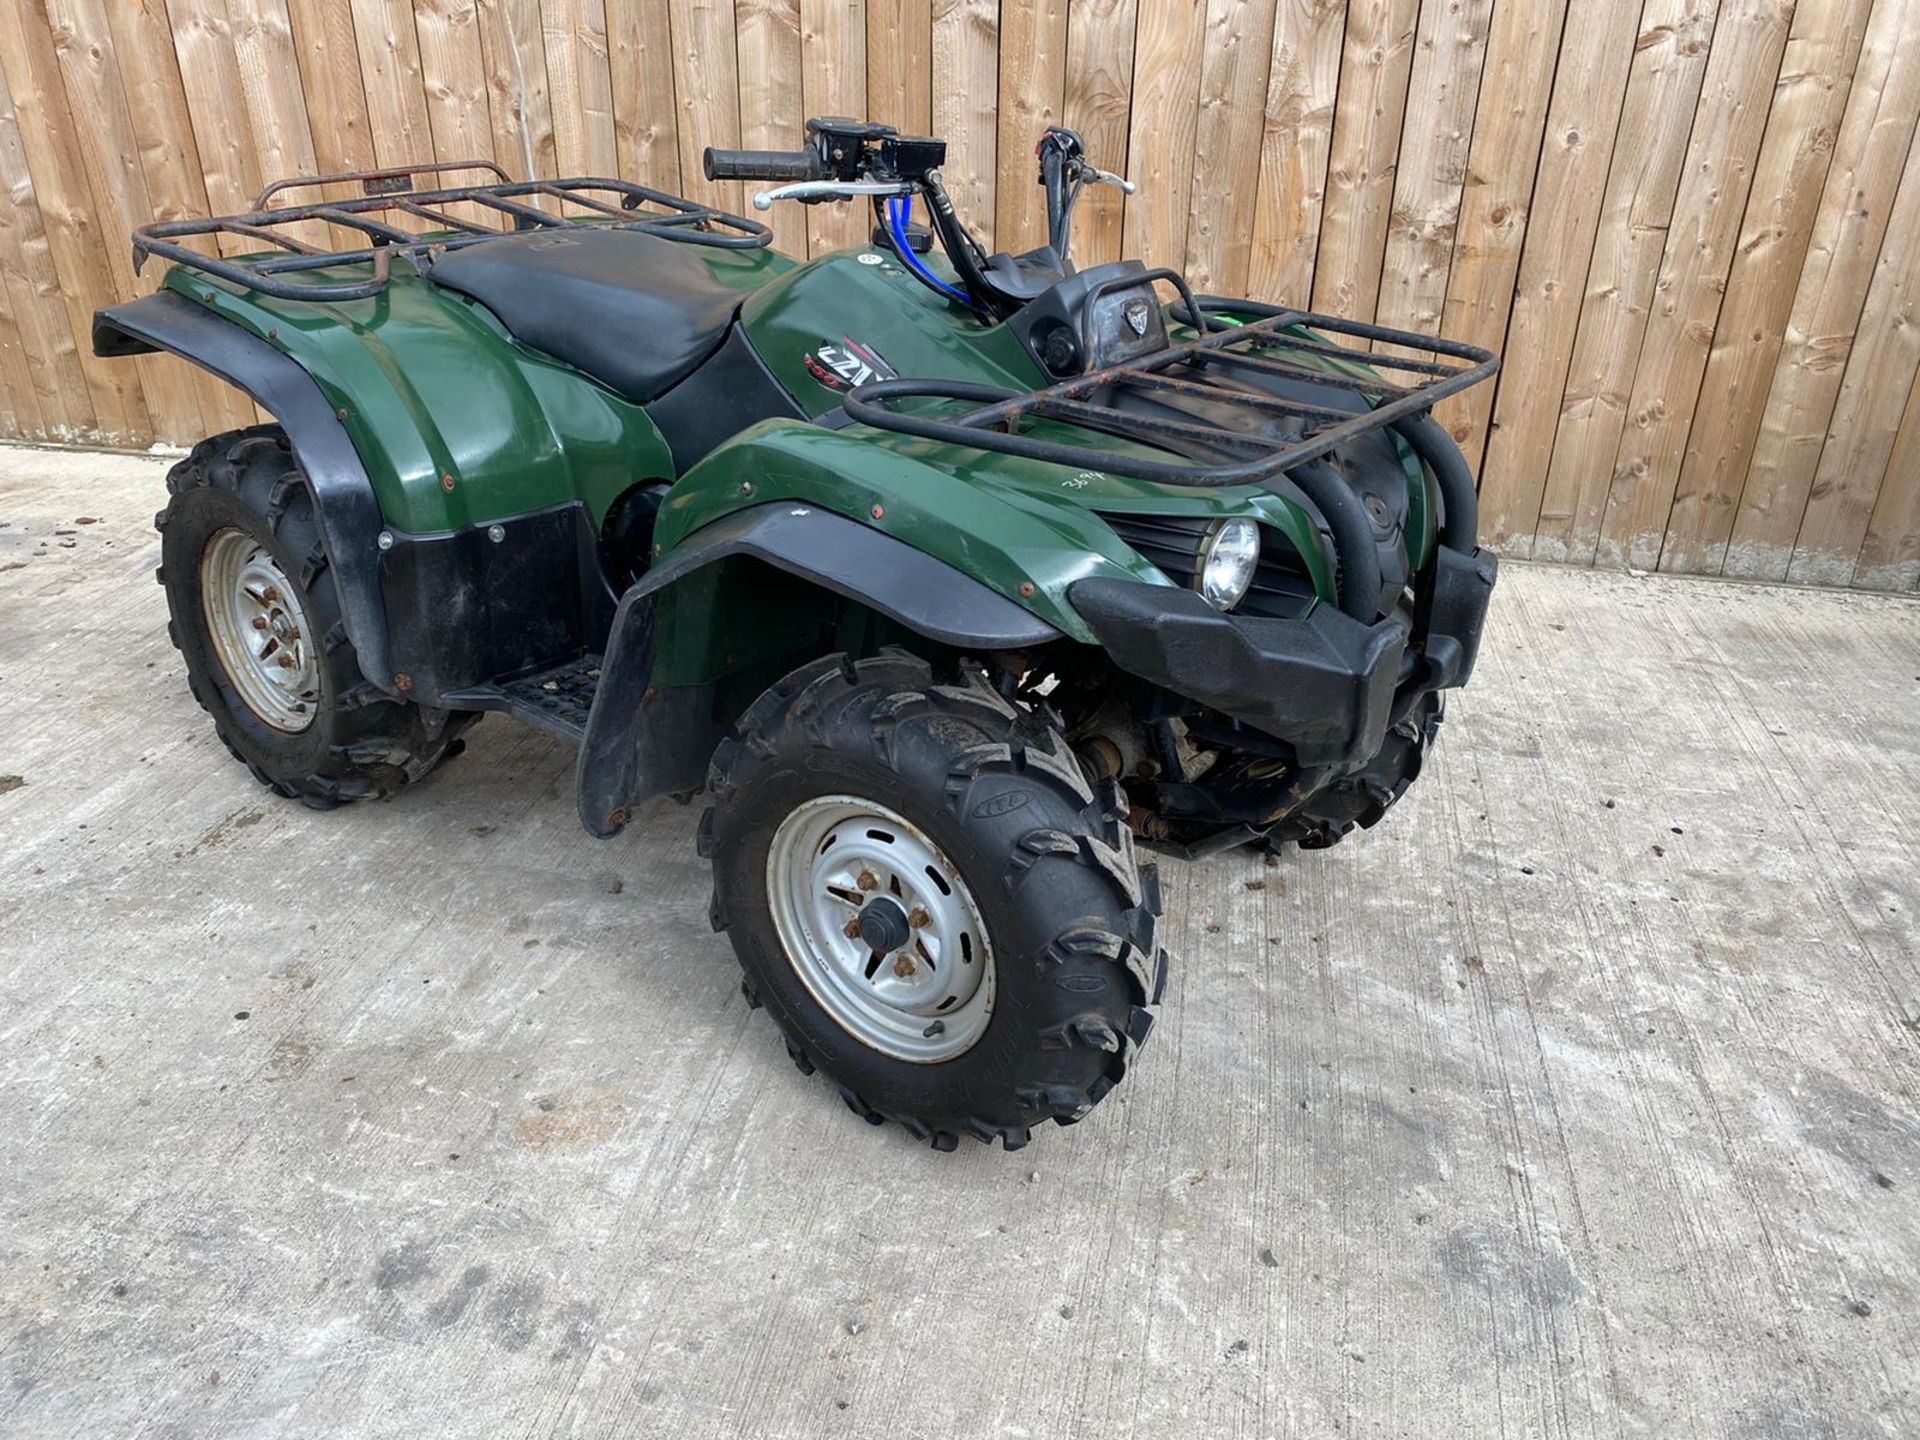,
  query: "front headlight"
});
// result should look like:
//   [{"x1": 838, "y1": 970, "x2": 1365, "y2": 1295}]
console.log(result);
[{"x1": 1194, "y1": 518, "x2": 1260, "y2": 610}]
